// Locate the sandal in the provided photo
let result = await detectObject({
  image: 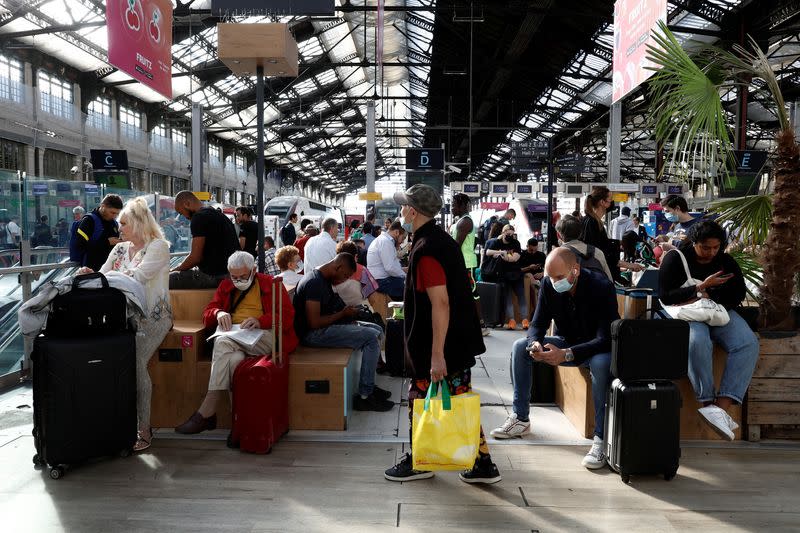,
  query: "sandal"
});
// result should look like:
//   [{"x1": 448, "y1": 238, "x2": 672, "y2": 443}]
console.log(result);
[{"x1": 133, "y1": 428, "x2": 153, "y2": 452}]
